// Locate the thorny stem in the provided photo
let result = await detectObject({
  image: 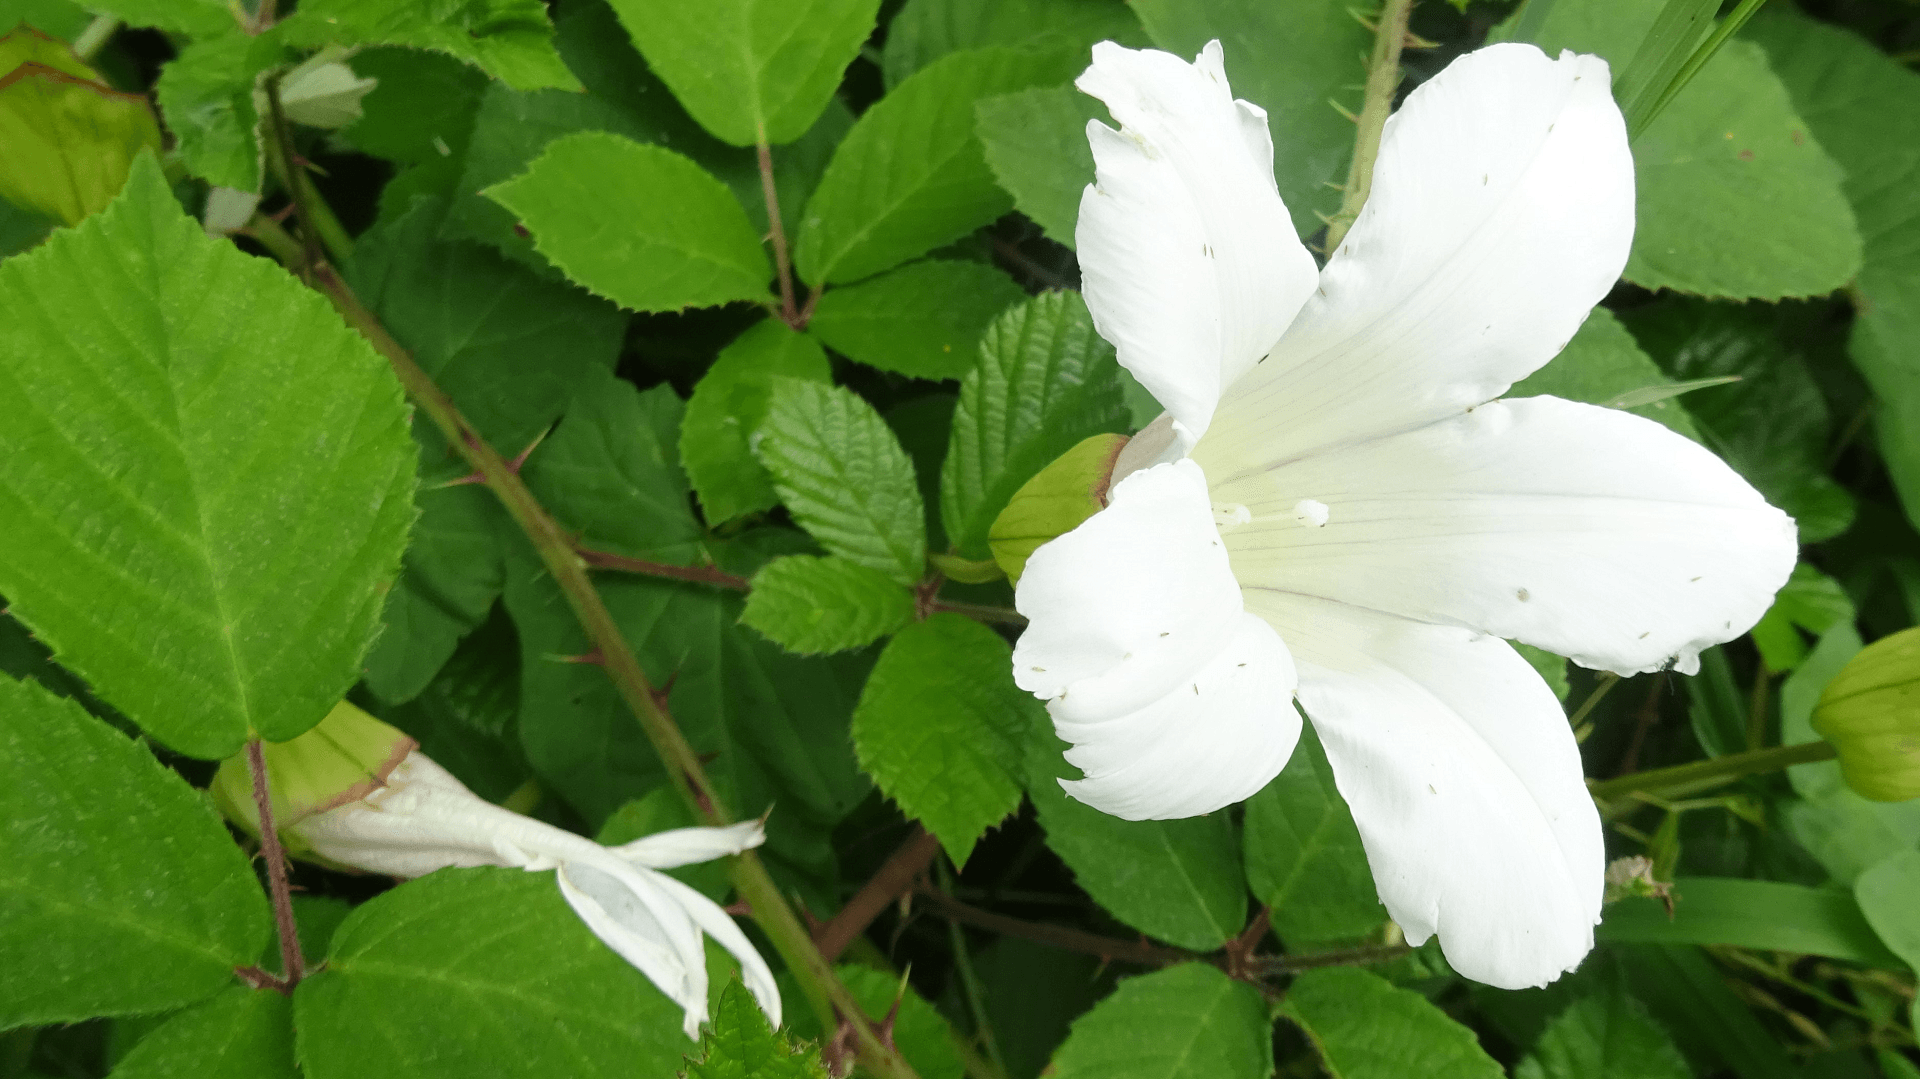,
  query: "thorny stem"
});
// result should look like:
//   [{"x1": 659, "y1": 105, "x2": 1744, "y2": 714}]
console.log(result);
[
  {"x1": 756, "y1": 124, "x2": 800, "y2": 328},
  {"x1": 247, "y1": 739, "x2": 304, "y2": 991},
  {"x1": 1588, "y1": 740, "x2": 1836, "y2": 801},
  {"x1": 1324, "y1": 0, "x2": 1415, "y2": 251},
  {"x1": 264, "y1": 81, "x2": 354, "y2": 266},
  {"x1": 915, "y1": 886, "x2": 1200, "y2": 968},
  {"x1": 817, "y1": 827, "x2": 942, "y2": 961}
]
